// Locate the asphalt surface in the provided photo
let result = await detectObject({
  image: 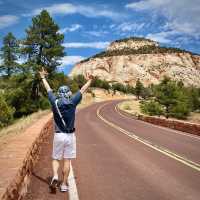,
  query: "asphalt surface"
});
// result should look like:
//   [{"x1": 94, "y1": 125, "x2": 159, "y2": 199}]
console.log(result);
[
  {"x1": 73, "y1": 100, "x2": 200, "y2": 200},
  {"x1": 24, "y1": 100, "x2": 200, "y2": 200}
]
